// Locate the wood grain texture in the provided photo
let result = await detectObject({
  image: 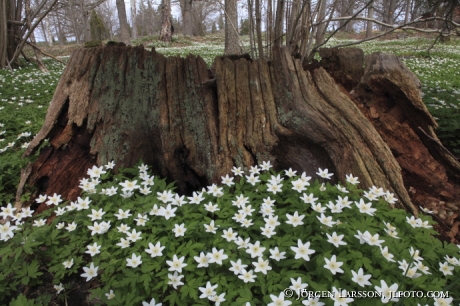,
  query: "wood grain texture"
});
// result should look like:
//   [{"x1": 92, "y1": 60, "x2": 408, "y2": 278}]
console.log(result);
[{"x1": 18, "y1": 45, "x2": 460, "y2": 241}]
